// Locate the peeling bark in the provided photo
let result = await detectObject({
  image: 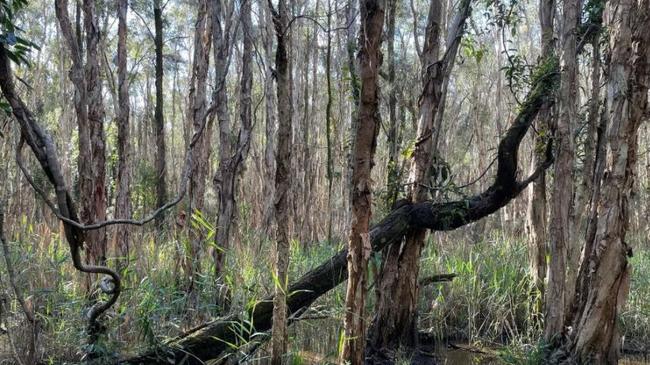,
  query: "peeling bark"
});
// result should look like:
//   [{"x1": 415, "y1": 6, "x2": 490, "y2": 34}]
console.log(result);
[
  {"x1": 341, "y1": 0, "x2": 384, "y2": 362},
  {"x1": 525, "y1": 0, "x2": 554, "y2": 302},
  {"x1": 559, "y1": 0, "x2": 650, "y2": 362},
  {"x1": 185, "y1": 0, "x2": 213, "y2": 302},
  {"x1": 384, "y1": 0, "x2": 401, "y2": 208},
  {"x1": 114, "y1": 0, "x2": 131, "y2": 271},
  {"x1": 369, "y1": 0, "x2": 472, "y2": 358},
  {"x1": 54, "y1": 0, "x2": 108, "y2": 282},
  {"x1": 268, "y1": 0, "x2": 292, "y2": 362},
  {"x1": 154, "y1": 0, "x2": 167, "y2": 232},
  {"x1": 262, "y1": 3, "x2": 277, "y2": 235},
  {"x1": 544, "y1": 0, "x2": 578, "y2": 341}
]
